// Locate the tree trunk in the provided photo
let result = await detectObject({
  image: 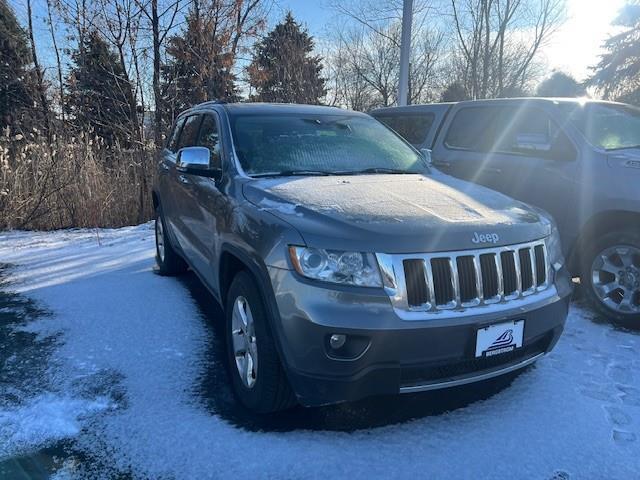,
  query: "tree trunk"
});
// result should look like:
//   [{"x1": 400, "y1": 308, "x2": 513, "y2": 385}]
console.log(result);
[
  {"x1": 152, "y1": 0, "x2": 163, "y2": 149},
  {"x1": 26, "y1": 0, "x2": 52, "y2": 143},
  {"x1": 46, "y1": 0, "x2": 65, "y2": 120}
]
